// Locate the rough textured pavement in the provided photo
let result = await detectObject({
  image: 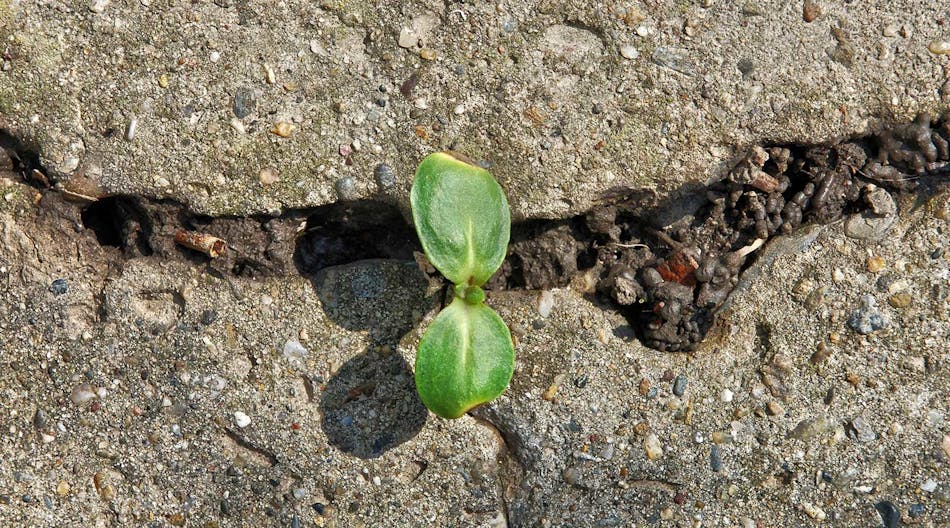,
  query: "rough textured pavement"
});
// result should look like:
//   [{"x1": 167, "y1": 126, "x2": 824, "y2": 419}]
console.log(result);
[{"x1": 1, "y1": 0, "x2": 949, "y2": 527}]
